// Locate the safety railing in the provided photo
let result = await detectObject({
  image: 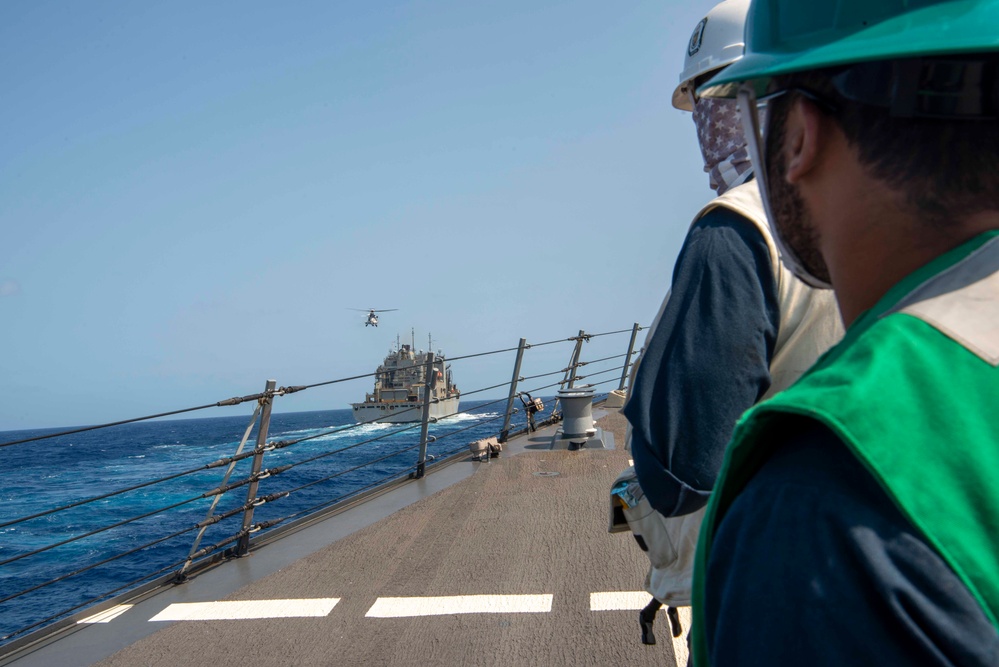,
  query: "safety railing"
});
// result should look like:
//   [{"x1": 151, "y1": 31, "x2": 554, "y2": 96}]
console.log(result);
[{"x1": 0, "y1": 323, "x2": 643, "y2": 653}]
